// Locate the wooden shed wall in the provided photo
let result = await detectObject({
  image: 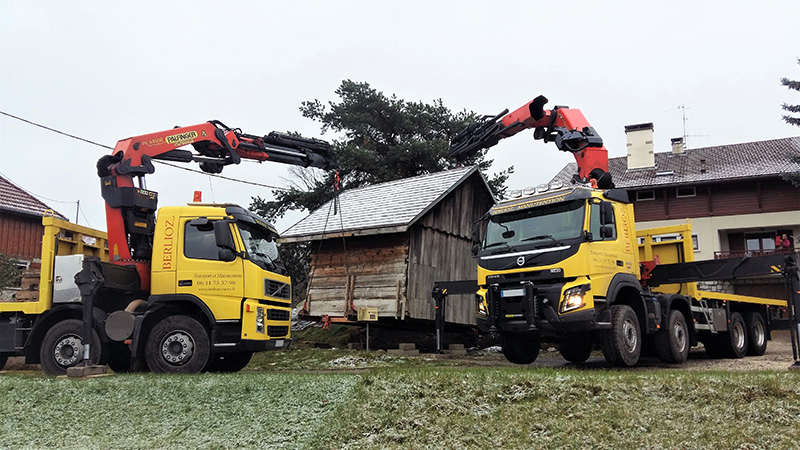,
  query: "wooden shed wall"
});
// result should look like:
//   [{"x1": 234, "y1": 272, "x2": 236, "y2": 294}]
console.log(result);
[
  {"x1": 306, "y1": 233, "x2": 409, "y2": 317},
  {"x1": 407, "y1": 175, "x2": 495, "y2": 325},
  {"x1": 0, "y1": 211, "x2": 42, "y2": 261}
]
